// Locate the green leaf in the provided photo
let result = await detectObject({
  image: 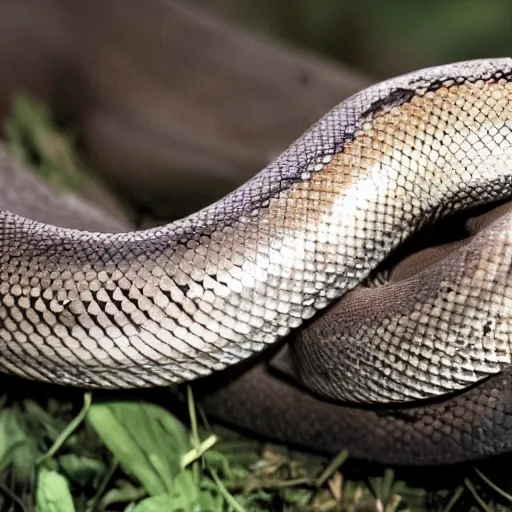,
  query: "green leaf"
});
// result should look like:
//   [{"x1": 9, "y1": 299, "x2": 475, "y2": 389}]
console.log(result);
[
  {"x1": 197, "y1": 489, "x2": 224, "y2": 512},
  {"x1": 0, "y1": 407, "x2": 27, "y2": 473},
  {"x1": 87, "y1": 401, "x2": 189, "y2": 495},
  {"x1": 37, "y1": 393, "x2": 92, "y2": 466},
  {"x1": 58, "y1": 454, "x2": 107, "y2": 488},
  {"x1": 11, "y1": 436, "x2": 40, "y2": 485},
  {"x1": 128, "y1": 471, "x2": 223, "y2": 512},
  {"x1": 36, "y1": 469, "x2": 76, "y2": 512},
  {"x1": 129, "y1": 494, "x2": 175, "y2": 512},
  {"x1": 101, "y1": 480, "x2": 147, "y2": 508},
  {"x1": 129, "y1": 471, "x2": 209, "y2": 512},
  {"x1": 23, "y1": 399, "x2": 64, "y2": 440},
  {"x1": 4, "y1": 93, "x2": 81, "y2": 193},
  {"x1": 170, "y1": 470, "x2": 199, "y2": 504}
]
